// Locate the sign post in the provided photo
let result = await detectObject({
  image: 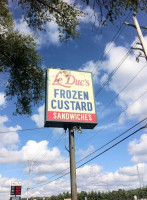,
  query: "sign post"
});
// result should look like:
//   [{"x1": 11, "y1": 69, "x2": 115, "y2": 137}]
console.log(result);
[
  {"x1": 69, "y1": 126, "x2": 77, "y2": 200},
  {"x1": 45, "y1": 68, "x2": 98, "y2": 200}
]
